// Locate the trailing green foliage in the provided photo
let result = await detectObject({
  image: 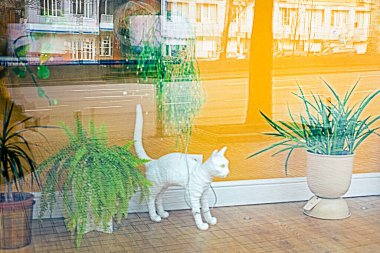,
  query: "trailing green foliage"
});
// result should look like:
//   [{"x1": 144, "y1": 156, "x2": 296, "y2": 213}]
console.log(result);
[
  {"x1": 12, "y1": 35, "x2": 57, "y2": 106},
  {"x1": 38, "y1": 119, "x2": 150, "y2": 248},
  {"x1": 136, "y1": 43, "x2": 199, "y2": 83},
  {"x1": 249, "y1": 81, "x2": 380, "y2": 175},
  {"x1": 115, "y1": 7, "x2": 204, "y2": 151},
  {"x1": 0, "y1": 102, "x2": 50, "y2": 201},
  {"x1": 135, "y1": 42, "x2": 204, "y2": 151}
]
